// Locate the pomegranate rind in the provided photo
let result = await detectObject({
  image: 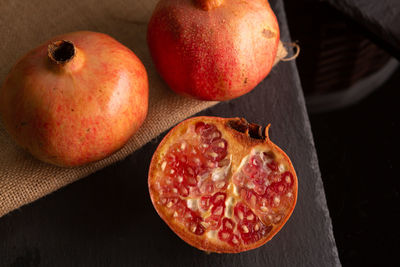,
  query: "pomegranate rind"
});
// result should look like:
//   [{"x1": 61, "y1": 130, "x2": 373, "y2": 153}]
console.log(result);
[
  {"x1": 148, "y1": 116, "x2": 297, "y2": 253},
  {"x1": 0, "y1": 31, "x2": 148, "y2": 167},
  {"x1": 147, "y1": 0, "x2": 280, "y2": 101}
]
